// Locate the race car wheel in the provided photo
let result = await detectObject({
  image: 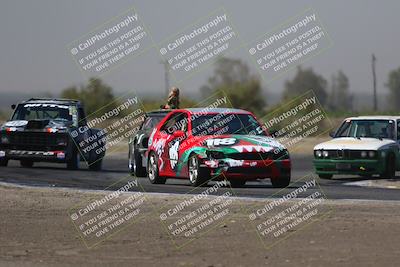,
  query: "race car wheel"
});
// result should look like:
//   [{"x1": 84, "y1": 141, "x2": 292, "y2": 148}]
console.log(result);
[
  {"x1": 380, "y1": 154, "x2": 396, "y2": 179},
  {"x1": 20, "y1": 160, "x2": 33, "y2": 168},
  {"x1": 0, "y1": 158, "x2": 8, "y2": 167},
  {"x1": 147, "y1": 152, "x2": 166, "y2": 184},
  {"x1": 271, "y1": 175, "x2": 291, "y2": 188},
  {"x1": 188, "y1": 154, "x2": 210, "y2": 187},
  {"x1": 230, "y1": 179, "x2": 246, "y2": 188},
  {"x1": 318, "y1": 174, "x2": 333, "y2": 179},
  {"x1": 129, "y1": 143, "x2": 146, "y2": 177},
  {"x1": 88, "y1": 159, "x2": 102, "y2": 171},
  {"x1": 67, "y1": 149, "x2": 79, "y2": 170}
]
